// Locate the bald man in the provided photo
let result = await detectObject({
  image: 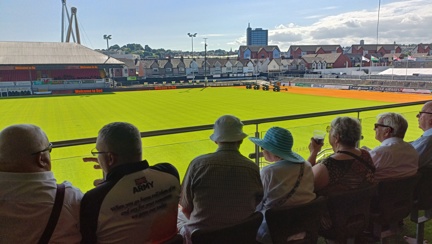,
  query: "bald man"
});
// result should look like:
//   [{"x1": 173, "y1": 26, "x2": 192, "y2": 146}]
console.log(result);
[
  {"x1": 411, "y1": 101, "x2": 432, "y2": 168},
  {"x1": 0, "y1": 124, "x2": 83, "y2": 243},
  {"x1": 80, "y1": 122, "x2": 180, "y2": 244}
]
